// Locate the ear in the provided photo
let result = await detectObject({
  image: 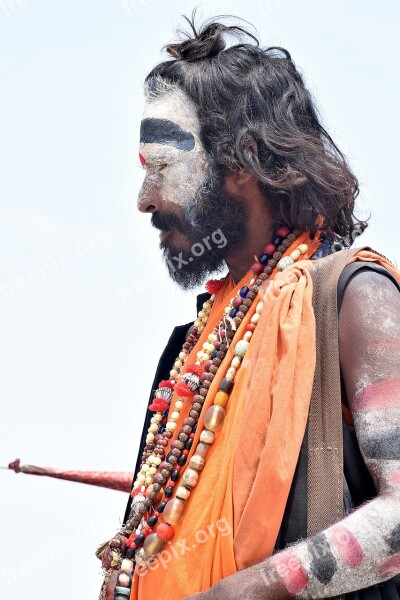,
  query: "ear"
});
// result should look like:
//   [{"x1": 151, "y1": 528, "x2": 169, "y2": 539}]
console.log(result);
[
  {"x1": 224, "y1": 169, "x2": 255, "y2": 194},
  {"x1": 225, "y1": 133, "x2": 258, "y2": 191}
]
